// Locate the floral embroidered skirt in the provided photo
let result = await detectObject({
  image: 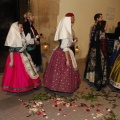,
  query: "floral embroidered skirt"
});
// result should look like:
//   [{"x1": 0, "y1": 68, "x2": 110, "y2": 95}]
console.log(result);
[
  {"x1": 110, "y1": 54, "x2": 120, "y2": 89},
  {"x1": 43, "y1": 48, "x2": 80, "y2": 93},
  {"x1": 2, "y1": 53, "x2": 41, "y2": 93}
]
